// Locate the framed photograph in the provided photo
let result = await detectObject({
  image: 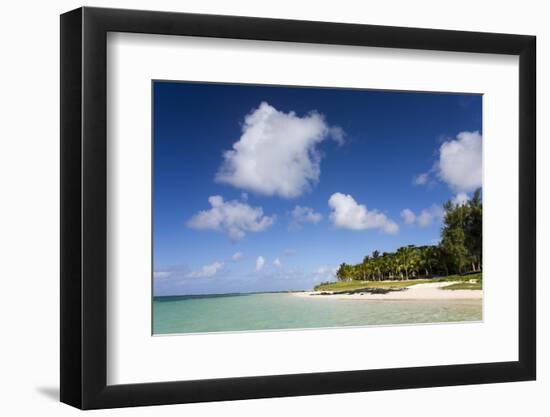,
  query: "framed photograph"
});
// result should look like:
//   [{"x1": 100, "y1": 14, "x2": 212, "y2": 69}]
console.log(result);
[{"x1": 60, "y1": 7, "x2": 536, "y2": 409}]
